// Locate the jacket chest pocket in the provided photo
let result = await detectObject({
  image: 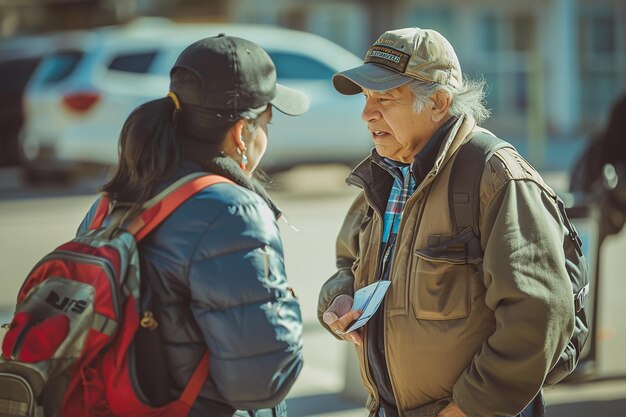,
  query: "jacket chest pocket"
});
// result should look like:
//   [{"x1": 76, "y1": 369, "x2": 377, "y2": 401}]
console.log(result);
[{"x1": 411, "y1": 238, "x2": 473, "y2": 320}]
